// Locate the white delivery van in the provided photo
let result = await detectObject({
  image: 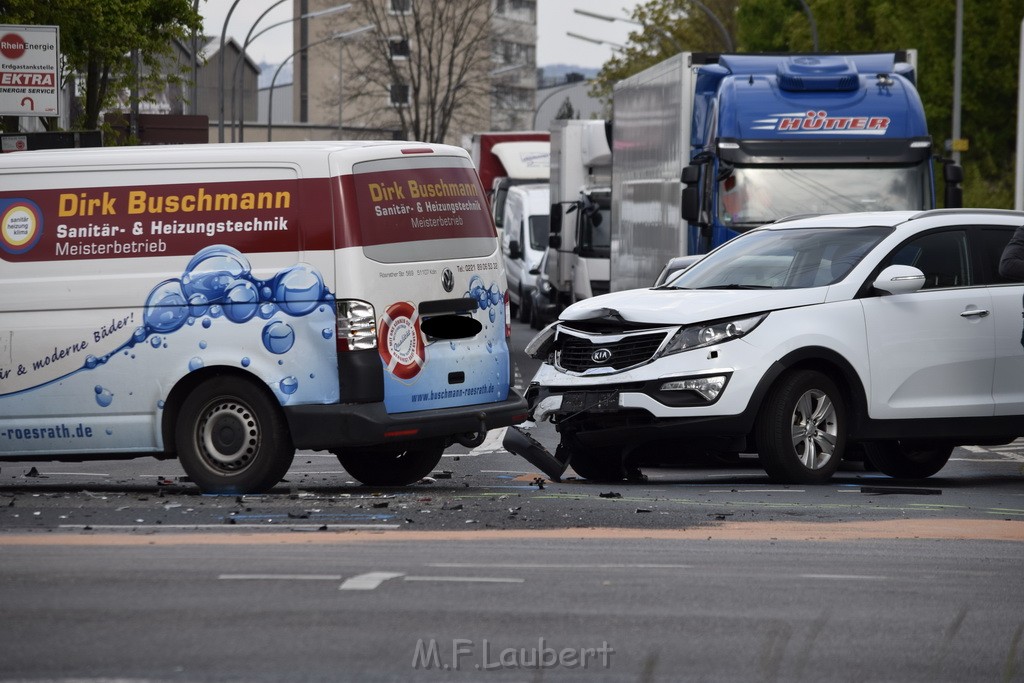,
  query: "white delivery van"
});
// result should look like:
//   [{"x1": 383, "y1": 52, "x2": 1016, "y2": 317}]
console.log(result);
[
  {"x1": 501, "y1": 184, "x2": 550, "y2": 324},
  {"x1": 0, "y1": 141, "x2": 527, "y2": 493}
]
